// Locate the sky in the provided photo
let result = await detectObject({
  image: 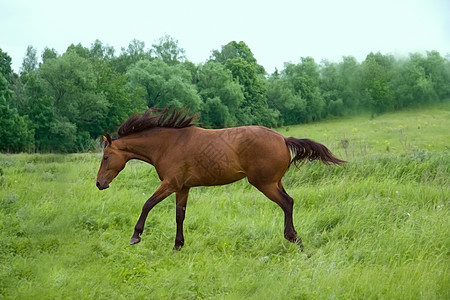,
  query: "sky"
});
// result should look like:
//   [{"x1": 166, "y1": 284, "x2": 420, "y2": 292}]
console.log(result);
[{"x1": 1, "y1": 0, "x2": 449, "y2": 73}]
